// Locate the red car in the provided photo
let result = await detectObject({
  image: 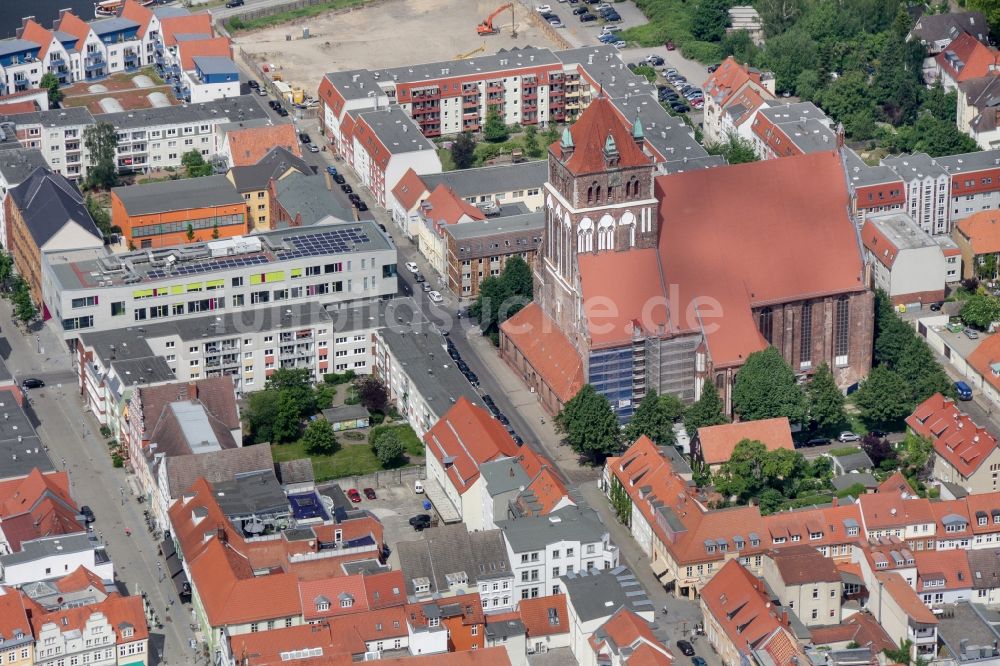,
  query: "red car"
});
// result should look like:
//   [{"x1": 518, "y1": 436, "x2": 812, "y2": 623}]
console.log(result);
[
  {"x1": 665, "y1": 40, "x2": 675, "y2": 50},
  {"x1": 347, "y1": 489, "x2": 362, "y2": 503},
  {"x1": 363, "y1": 488, "x2": 377, "y2": 500}
]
